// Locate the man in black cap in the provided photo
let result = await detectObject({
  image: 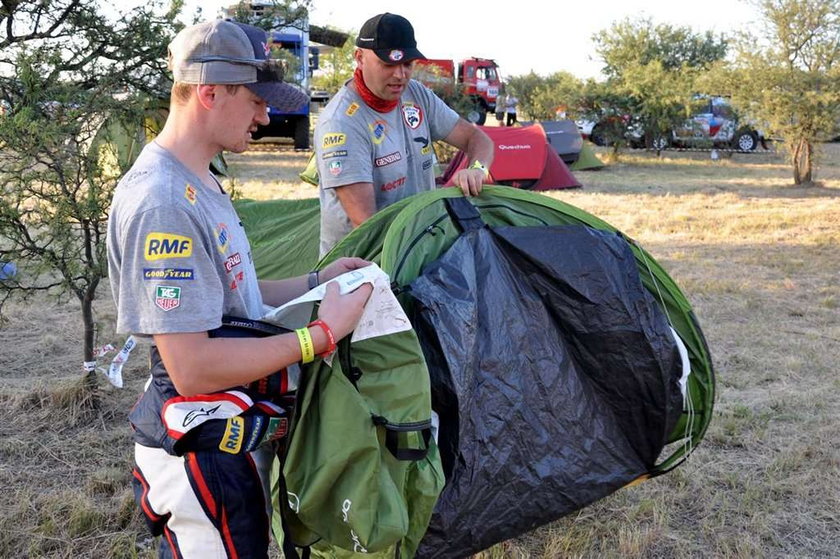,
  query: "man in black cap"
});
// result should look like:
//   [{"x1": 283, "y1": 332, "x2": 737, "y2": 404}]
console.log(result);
[
  {"x1": 107, "y1": 19, "x2": 373, "y2": 558},
  {"x1": 316, "y1": 12, "x2": 494, "y2": 256}
]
